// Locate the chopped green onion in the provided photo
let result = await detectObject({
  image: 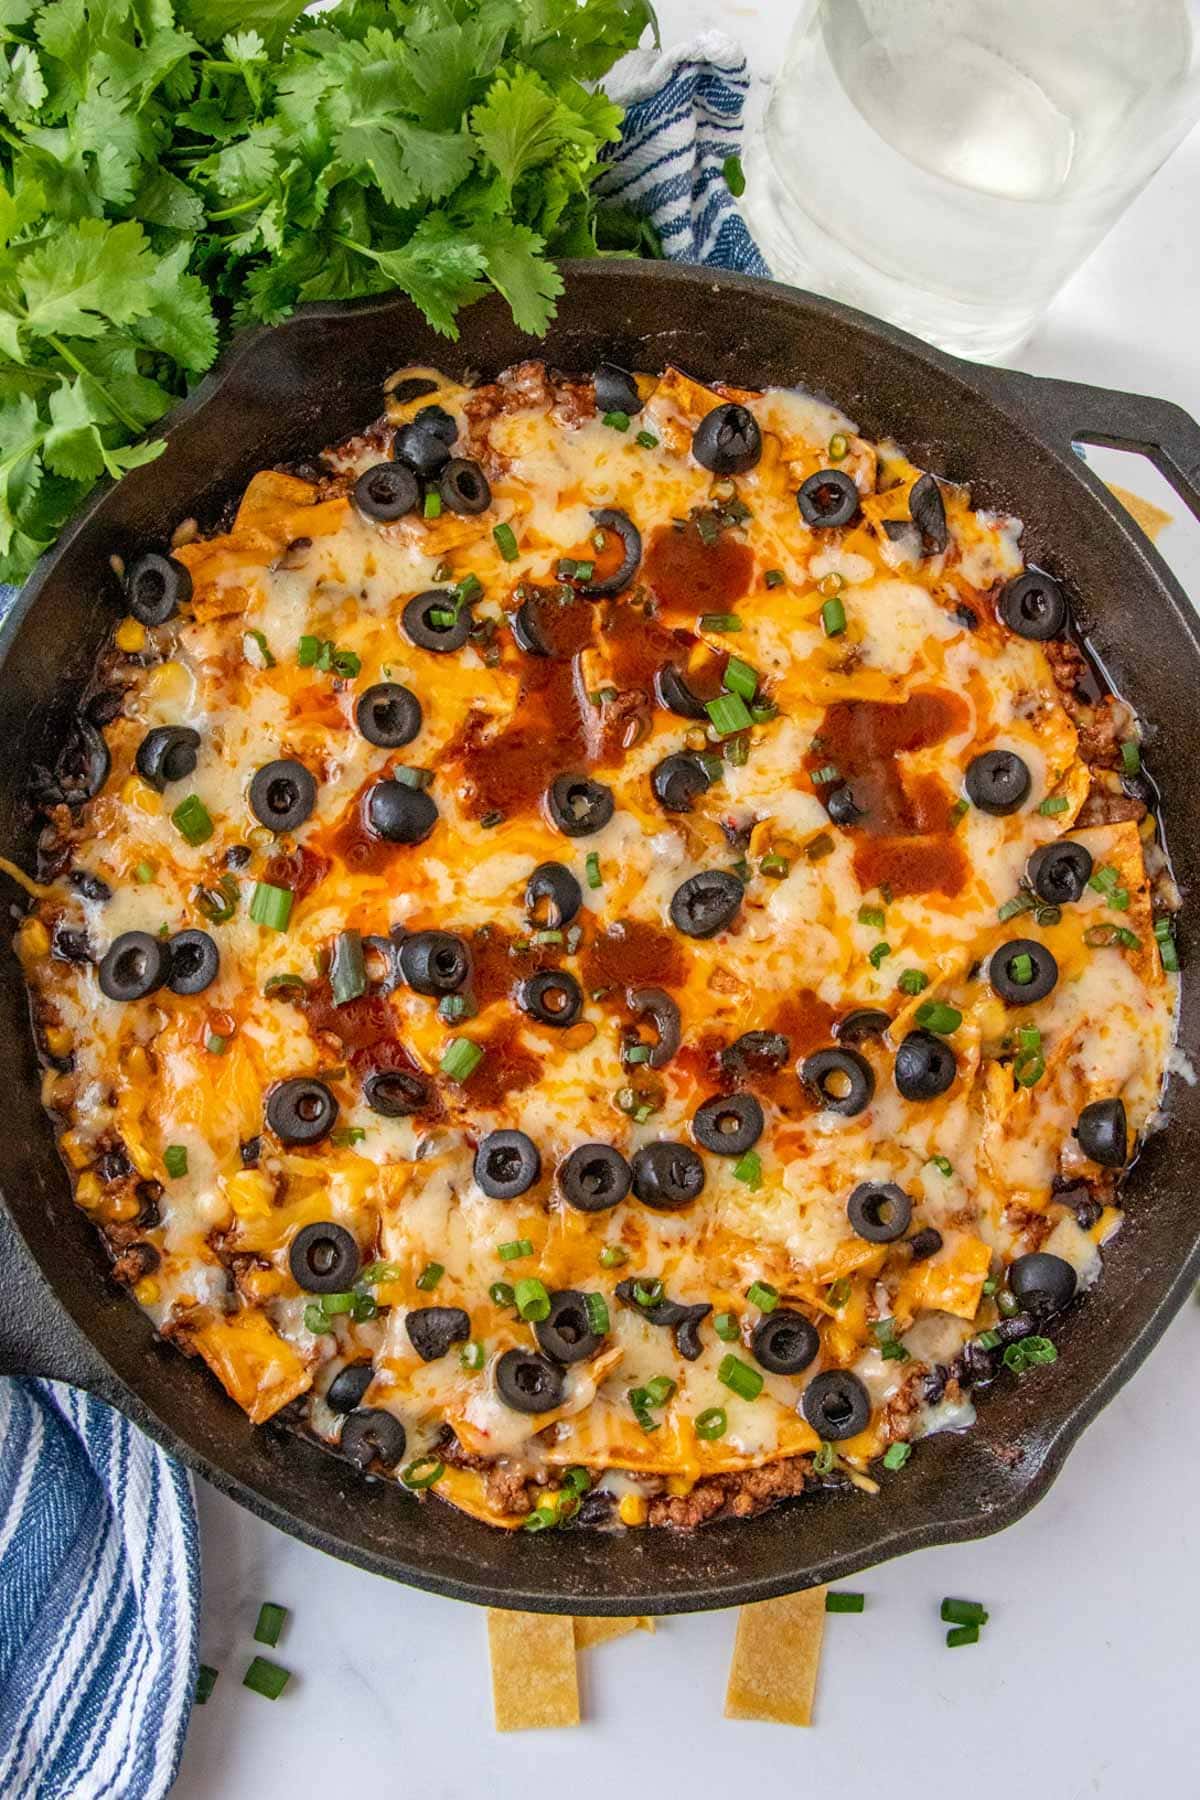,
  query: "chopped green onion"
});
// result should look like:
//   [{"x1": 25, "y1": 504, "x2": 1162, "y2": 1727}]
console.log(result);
[
  {"x1": 946, "y1": 1624, "x2": 980, "y2": 1648},
  {"x1": 423, "y1": 490, "x2": 442, "y2": 519},
  {"x1": 927, "y1": 1155, "x2": 953, "y2": 1177},
  {"x1": 764, "y1": 568, "x2": 785, "y2": 588},
  {"x1": 949, "y1": 796, "x2": 970, "y2": 827},
  {"x1": 515, "y1": 1277, "x2": 551, "y2": 1322},
  {"x1": 915, "y1": 1000, "x2": 962, "y2": 1034},
  {"x1": 812, "y1": 1441, "x2": 836, "y2": 1475},
  {"x1": 249, "y1": 882, "x2": 293, "y2": 932},
  {"x1": 695, "y1": 1406, "x2": 727, "y2": 1441},
  {"x1": 975, "y1": 1328, "x2": 1001, "y2": 1350},
  {"x1": 998, "y1": 891, "x2": 1036, "y2": 922},
  {"x1": 705, "y1": 692, "x2": 753, "y2": 737},
  {"x1": 857, "y1": 904, "x2": 886, "y2": 929},
  {"x1": 195, "y1": 873, "x2": 240, "y2": 925},
  {"x1": 1090, "y1": 864, "x2": 1120, "y2": 895},
  {"x1": 254, "y1": 1602, "x2": 287, "y2": 1648},
  {"x1": 722, "y1": 151, "x2": 746, "y2": 196},
  {"x1": 828, "y1": 432, "x2": 849, "y2": 461},
  {"x1": 489, "y1": 1280, "x2": 516, "y2": 1307},
  {"x1": 1084, "y1": 922, "x2": 1142, "y2": 949},
  {"x1": 821, "y1": 596, "x2": 846, "y2": 636},
  {"x1": 602, "y1": 410, "x2": 630, "y2": 432},
  {"x1": 882, "y1": 1442, "x2": 911, "y2": 1471},
  {"x1": 562, "y1": 1466, "x2": 591, "y2": 1496},
  {"x1": 868, "y1": 942, "x2": 891, "y2": 969},
  {"x1": 1038, "y1": 796, "x2": 1069, "y2": 815},
  {"x1": 713, "y1": 1311, "x2": 739, "y2": 1341},
  {"x1": 195, "y1": 1664, "x2": 219, "y2": 1704},
  {"x1": 440, "y1": 1037, "x2": 482, "y2": 1082},
  {"x1": 624, "y1": 1044, "x2": 651, "y2": 1065},
  {"x1": 1154, "y1": 916, "x2": 1180, "y2": 973},
  {"x1": 263, "y1": 972, "x2": 306, "y2": 997},
  {"x1": 759, "y1": 851, "x2": 790, "y2": 879},
  {"x1": 360, "y1": 1260, "x2": 402, "y2": 1285},
  {"x1": 699, "y1": 612, "x2": 742, "y2": 632},
  {"x1": 164, "y1": 1144, "x2": 188, "y2": 1179},
  {"x1": 585, "y1": 1292, "x2": 610, "y2": 1335},
  {"x1": 319, "y1": 1291, "x2": 355, "y2": 1317},
  {"x1": 492, "y1": 522, "x2": 519, "y2": 561},
  {"x1": 1120, "y1": 739, "x2": 1141, "y2": 774},
  {"x1": 497, "y1": 1239, "x2": 532, "y2": 1263},
  {"x1": 941, "y1": 1597, "x2": 989, "y2": 1626},
  {"x1": 352, "y1": 1292, "x2": 377, "y2": 1322},
  {"x1": 825, "y1": 1590, "x2": 864, "y2": 1613},
  {"x1": 331, "y1": 647, "x2": 360, "y2": 679},
  {"x1": 415, "y1": 1261, "x2": 444, "y2": 1292},
  {"x1": 633, "y1": 1279, "x2": 664, "y2": 1307},
  {"x1": 460, "y1": 1339, "x2": 485, "y2": 1371},
  {"x1": 898, "y1": 968, "x2": 929, "y2": 996},
  {"x1": 811, "y1": 763, "x2": 839, "y2": 786},
  {"x1": 635, "y1": 429, "x2": 659, "y2": 449},
  {"x1": 746, "y1": 1280, "x2": 779, "y2": 1313},
  {"x1": 724, "y1": 656, "x2": 758, "y2": 702},
  {"x1": 438, "y1": 993, "x2": 473, "y2": 1024},
  {"x1": 134, "y1": 860, "x2": 155, "y2": 883},
  {"x1": 392, "y1": 766, "x2": 433, "y2": 790},
  {"x1": 585, "y1": 851, "x2": 602, "y2": 889},
  {"x1": 329, "y1": 929, "x2": 365, "y2": 1006},
  {"x1": 428, "y1": 608, "x2": 457, "y2": 628},
  {"x1": 243, "y1": 1656, "x2": 290, "y2": 1699},
  {"x1": 599, "y1": 1244, "x2": 628, "y2": 1269},
  {"x1": 725, "y1": 733, "x2": 750, "y2": 767},
  {"x1": 1002, "y1": 1334, "x2": 1057, "y2": 1373},
  {"x1": 171, "y1": 794, "x2": 213, "y2": 846},
  {"x1": 718, "y1": 1354, "x2": 763, "y2": 1401},
  {"x1": 1014, "y1": 1051, "x2": 1045, "y2": 1087},
  {"x1": 401, "y1": 1455, "x2": 445, "y2": 1490},
  {"x1": 732, "y1": 1149, "x2": 762, "y2": 1190},
  {"x1": 522, "y1": 1503, "x2": 560, "y2": 1531},
  {"x1": 628, "y1": 1386, "x2": 660, "y2": 1432},
  {"x1": 205, "y1": 1033, "x2": 229, "y2": 1056},
  {"x1": 1035, "y1": 904, "x2": 1062, "y2": 926},
  {"x1": 645, "y1": 1374, "x2": 676, "y2": 1406},
  {"x1": 296, "y1": 634, "x2": 321, "y2": 666},
  {"x1": 1008, "y1": 951, "x2": 1034, "y2": 984},
  {"x1": 827, "y1": 1277, "x2": 851, "y2": 1307},
  {"x1": 806, "y1": 831, "x2": 835, "y2": 861}
]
